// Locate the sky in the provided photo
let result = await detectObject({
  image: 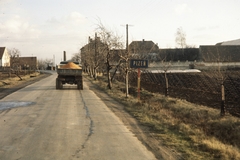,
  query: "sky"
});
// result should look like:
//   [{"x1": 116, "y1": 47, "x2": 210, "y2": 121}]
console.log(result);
[{"x1": 0, "y1": 0, "x2": 240, "y2": 64}]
